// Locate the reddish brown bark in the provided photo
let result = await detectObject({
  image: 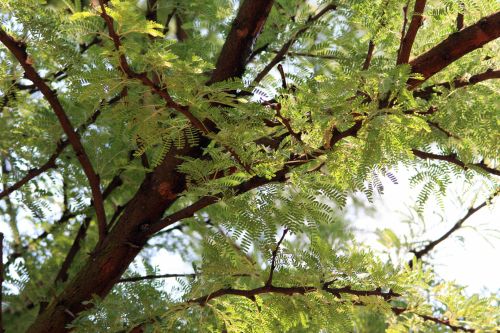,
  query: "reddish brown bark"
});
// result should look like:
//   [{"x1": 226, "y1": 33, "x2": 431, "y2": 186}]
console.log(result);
[
  {"x1": 397, "y1": 0, "x2": 427, "y2": 64},
  {"x1": 207, "y1": 0, "x2": 274, "y2": 84},
  {"x1": 408, "y1": 10, "x2": 500, "y2": 88}
]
